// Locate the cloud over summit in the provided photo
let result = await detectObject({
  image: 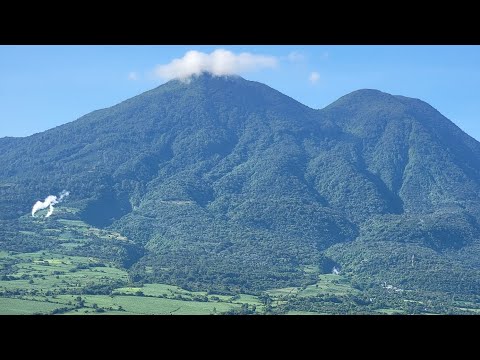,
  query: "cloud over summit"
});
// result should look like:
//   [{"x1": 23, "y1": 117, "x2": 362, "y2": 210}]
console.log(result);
[{"x1": 154, "y1": 49, "x2": 278, "y2": 81}]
